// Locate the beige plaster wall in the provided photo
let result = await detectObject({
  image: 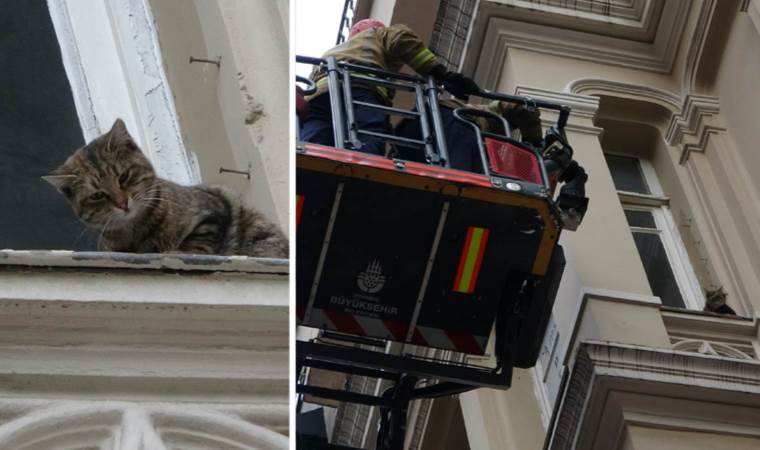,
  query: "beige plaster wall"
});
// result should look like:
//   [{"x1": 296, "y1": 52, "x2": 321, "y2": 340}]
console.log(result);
[
  {"x1": 576, "y1": 296, "x2": 670, "y2": 349},
  {"x1": 557, "y1": 128, "x2": 653, "y2": 294},
  {"x1": 212, "y1": 0, "x2": 290, "y2": 231},
  {"x1": 459, "y1": 369, "x2": 545, "y2": 450},
  {"x1": 503, "y1": 49, "x2": 680, "y2": 95},
  {"x1": 149, "y1": 0, "x2": 247, "y2": 195},
  {"x1": 369, "y1": 0, "x2": 397, "y2": 24},
  {"x1": 713, "y1": 7, "x2": 760, "y2": 188},
  {"x1": 623, "y1": 425, "x2": 760, "y2": 450},
  {"x1": 150, "y1": 0, "x2": 289, "y2": 232}
]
